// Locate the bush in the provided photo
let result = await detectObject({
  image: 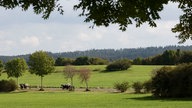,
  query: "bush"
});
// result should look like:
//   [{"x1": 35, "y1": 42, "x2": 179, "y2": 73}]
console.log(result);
[
  {"x1": 168, "y1": 63, "x2": 192, "y2": 97},
  {"x1": 114, "y1": 81, "x2": 129, "y2": 92},
  {"x1": 151, "y1": 66, "x2": 173, "y2": 97},
  {"x1": 106, "y1": 59, "x2": 131, "y2": 71},
  {"x1": 151, "y1": 64, "x2": 192, "y2": 98},
  {"x1": 143, "y1": 80, "x2": 152, "y2": 93},
  {"x1": 0, "y1": 79, "x2": 17, "y2": 92},
  {"x1": 132, "y1": 81, "x2": 143, "y2": 93}
]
